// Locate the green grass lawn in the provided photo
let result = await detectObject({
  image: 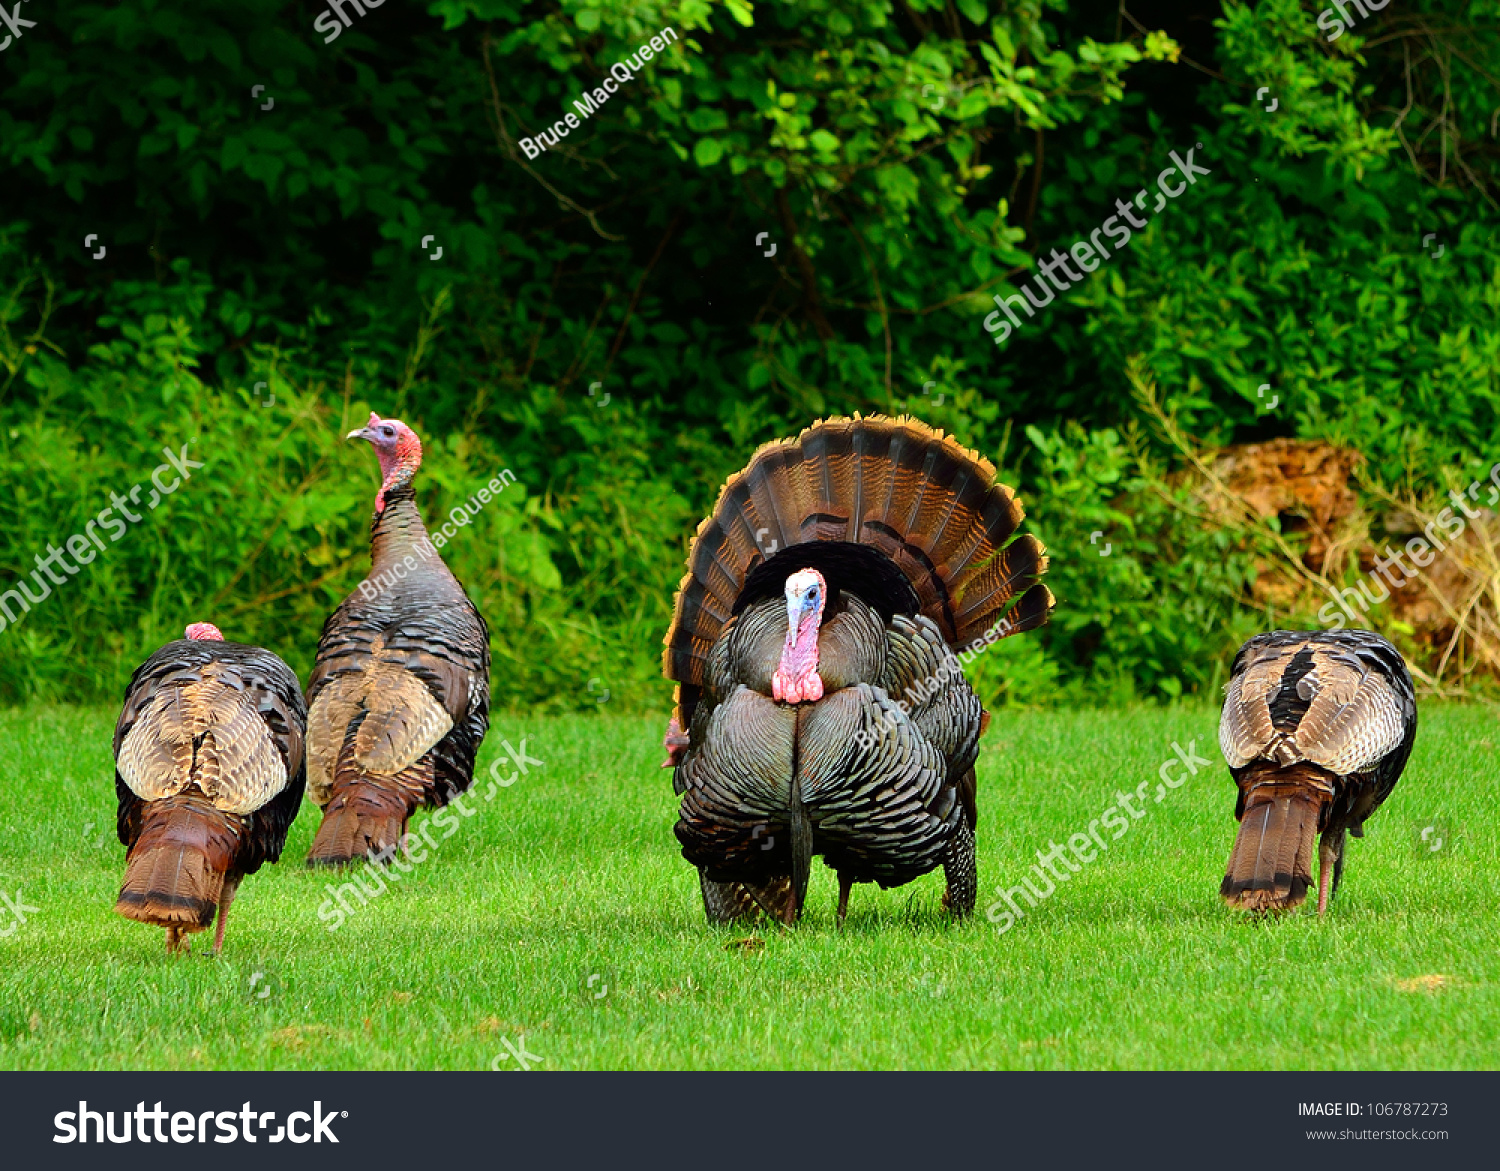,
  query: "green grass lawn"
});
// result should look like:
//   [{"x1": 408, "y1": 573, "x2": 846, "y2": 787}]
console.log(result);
[{"x1": 0, "y1": 703, "x2": 1495, "y2": 1070}]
